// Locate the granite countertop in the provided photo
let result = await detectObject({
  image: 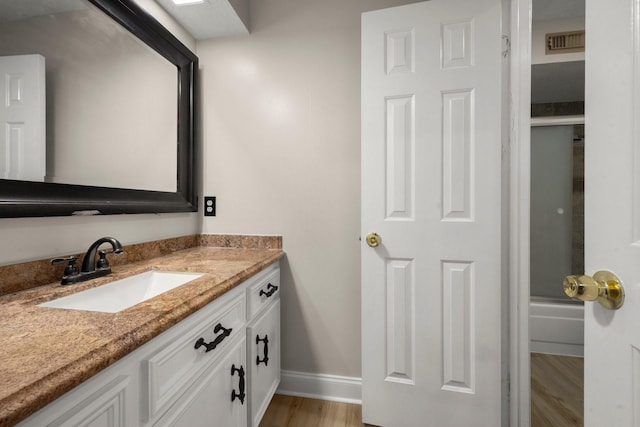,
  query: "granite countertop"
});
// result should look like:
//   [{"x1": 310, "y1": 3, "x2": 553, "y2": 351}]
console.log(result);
[{"x1": 0, "y1": 246, "x2": 283, "y2": 427}]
